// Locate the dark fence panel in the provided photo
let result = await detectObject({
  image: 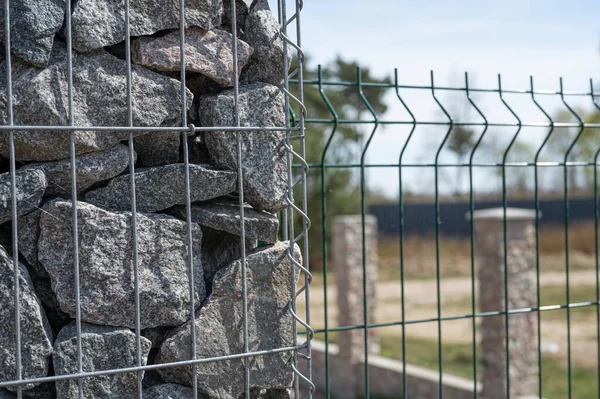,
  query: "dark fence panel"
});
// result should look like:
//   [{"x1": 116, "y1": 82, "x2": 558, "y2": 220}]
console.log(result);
[{"x1": 370, "y1": 198, "x2": 597, "y2": 237}]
